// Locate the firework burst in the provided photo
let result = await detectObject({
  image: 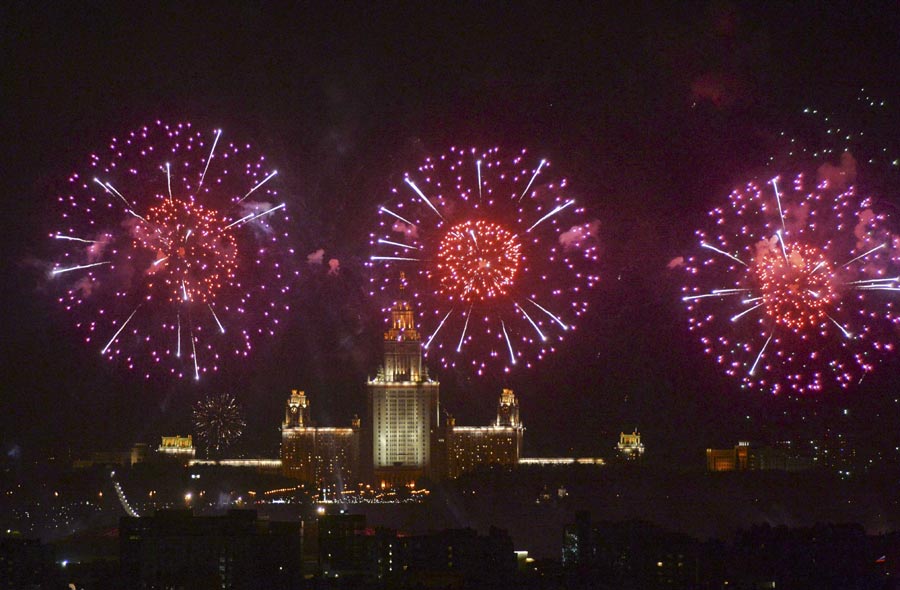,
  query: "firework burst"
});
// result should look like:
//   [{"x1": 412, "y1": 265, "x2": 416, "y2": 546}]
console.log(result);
[
  {"x1": 193, "y1": 393, "x2": 246, "y2": 458},
  {"x1": 369, "y1": 147, "x2": 599, "y2": 375},
  {"x1": 682, "y1": 173, "x2": 900, "y2": 395},
  {"x1": 51, "y1": 121, "x2": 295, "y2": 380}
]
